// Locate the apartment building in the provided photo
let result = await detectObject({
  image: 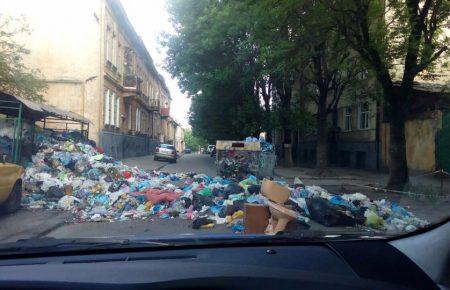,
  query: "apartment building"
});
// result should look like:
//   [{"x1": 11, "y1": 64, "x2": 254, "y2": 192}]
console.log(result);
[{"x1": 1, "y1": 0, "x2": 179, "y2": 158}]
